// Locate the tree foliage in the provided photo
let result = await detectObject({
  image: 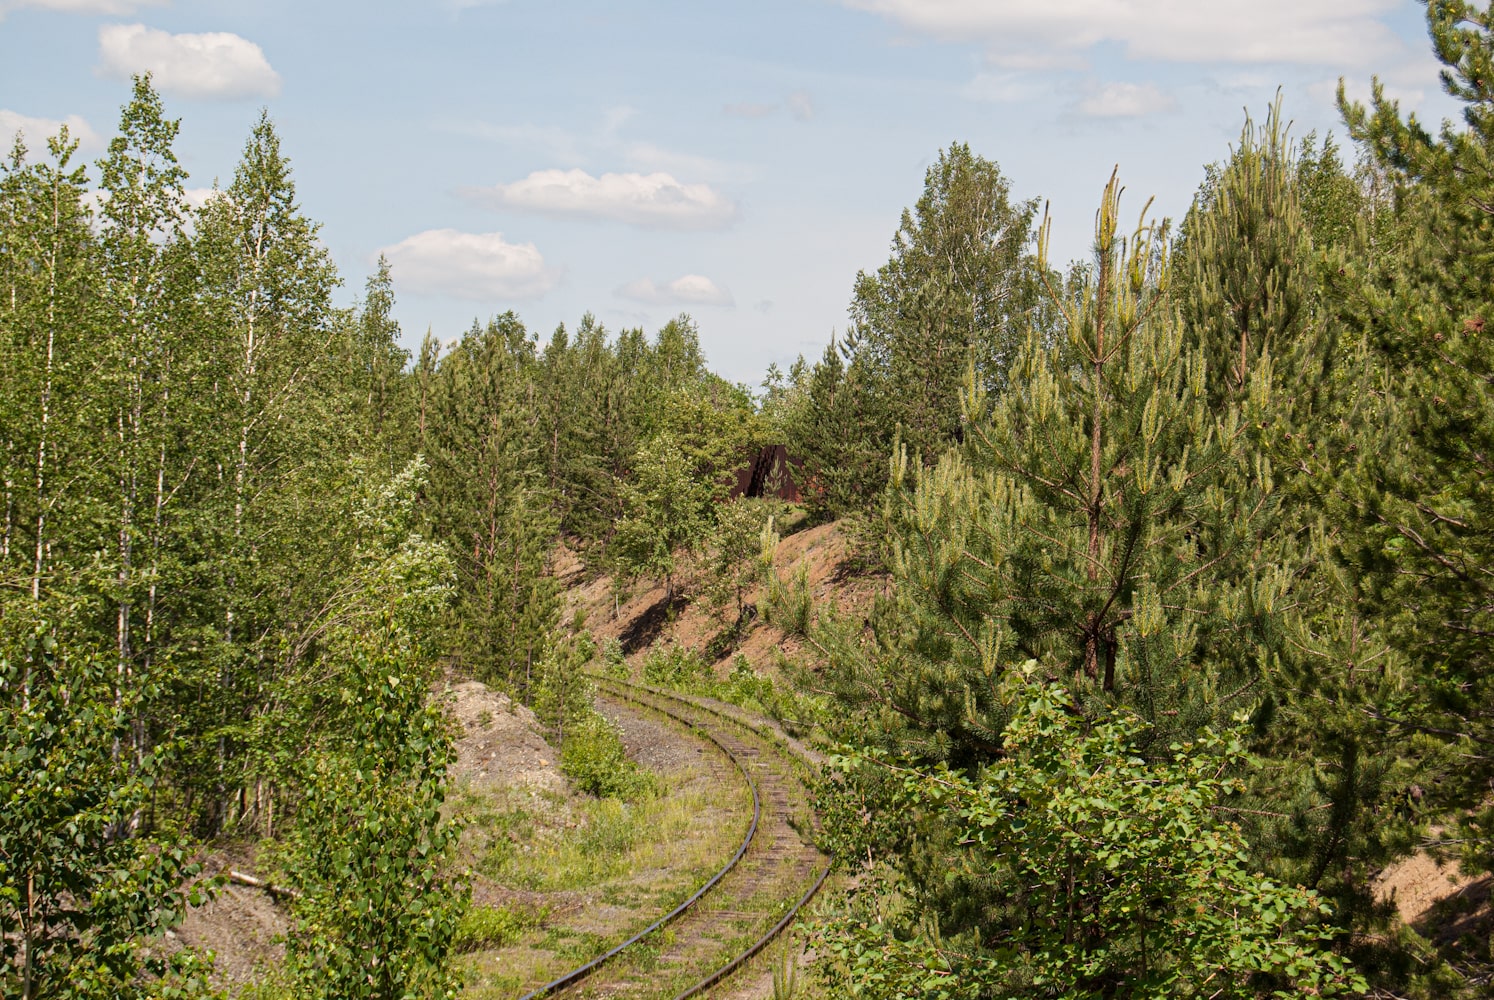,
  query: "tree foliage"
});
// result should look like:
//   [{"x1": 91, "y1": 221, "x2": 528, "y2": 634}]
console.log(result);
[
  {"x1": 788, "y1": 144, "x2": 1041, "y2": 517},
  {"x1": 819, "y1": 674, "x2": 1364, "y2": 999}
]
